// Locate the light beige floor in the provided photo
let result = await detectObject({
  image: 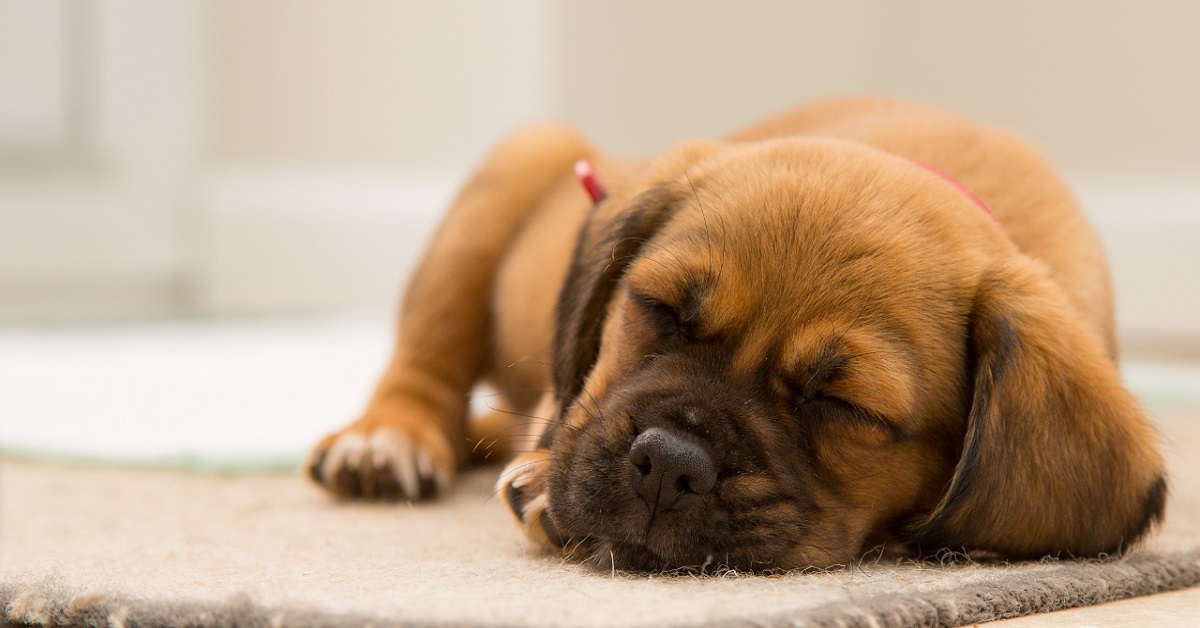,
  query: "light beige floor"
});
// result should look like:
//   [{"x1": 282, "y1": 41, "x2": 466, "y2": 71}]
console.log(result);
[{"x1": 992, "y1": 586, "x2": 1200, "y2": 627}]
